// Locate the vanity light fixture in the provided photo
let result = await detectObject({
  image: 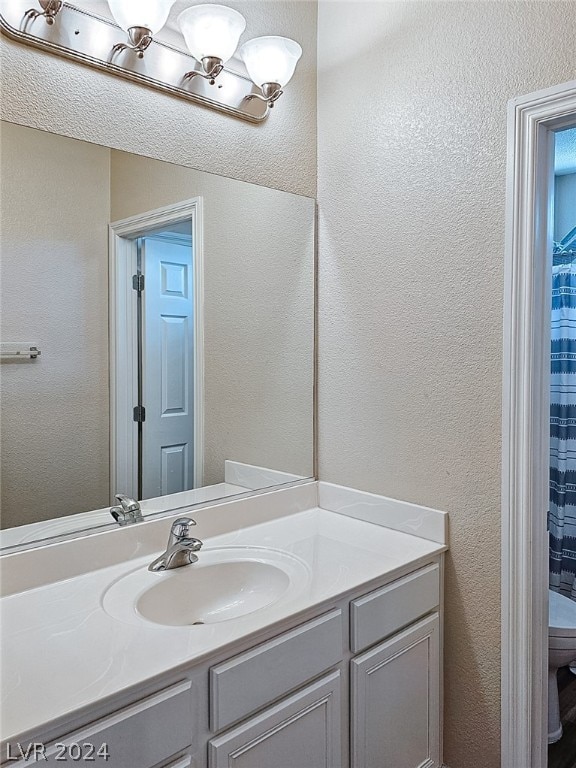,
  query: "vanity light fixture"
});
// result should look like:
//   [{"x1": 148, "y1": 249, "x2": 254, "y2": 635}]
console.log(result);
[
  {"x1": 178, "y1": 4, "x2": 246, "y2": 85},
  {"x1": 108, "y1": 0, "x2": 176, "y2": 58},
  {"x1": 1, "y1": 1, "x2": 303, "y2": 122},
  {"x1": 24, "y1": 0, "x2": 62, "y2": 25},
  {"x1": 240, "y1": 36, "x2": 302, "y2": 107}
]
